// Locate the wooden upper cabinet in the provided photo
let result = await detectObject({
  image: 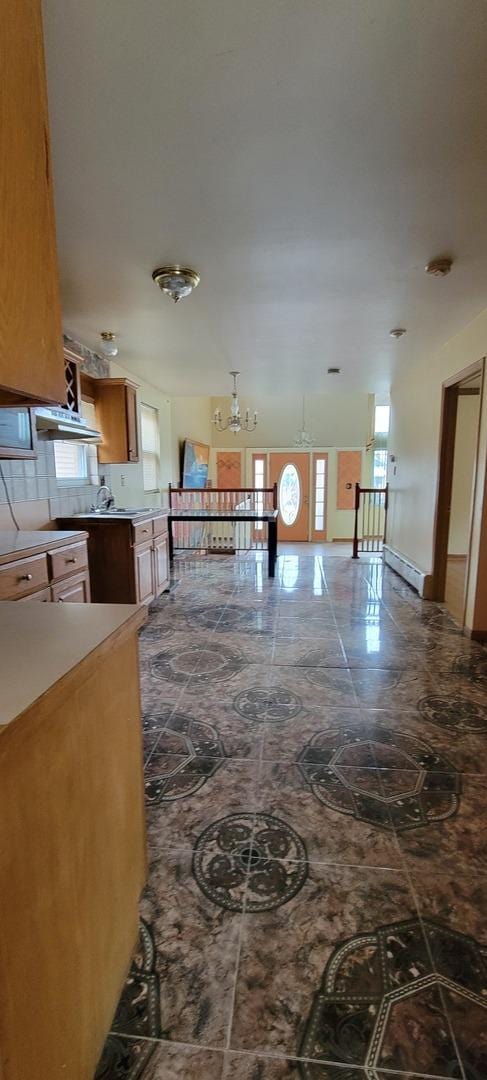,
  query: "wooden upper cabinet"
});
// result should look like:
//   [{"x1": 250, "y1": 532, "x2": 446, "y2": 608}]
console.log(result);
[
  {"x1": 0, "y1": 0, "x2": 65, "y2": 407},
  {"x1": 95, "y1": 379, "x2": 140, "y2": 464}
]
